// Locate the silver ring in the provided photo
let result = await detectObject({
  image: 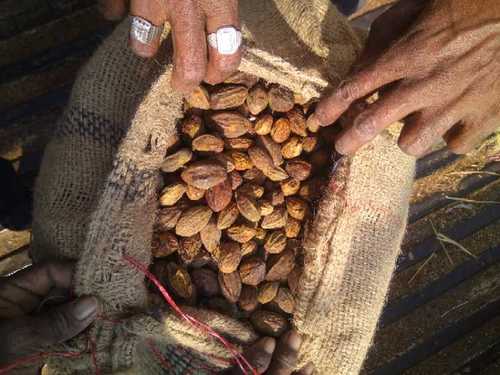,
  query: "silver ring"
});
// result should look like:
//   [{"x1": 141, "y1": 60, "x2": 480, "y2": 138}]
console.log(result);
[
  {"x1": 207, "y1": 26, "x2": 242, "y2": 55},
  {"x1": 130, "y1": 16, "x2": 163, "y2": 45}
]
